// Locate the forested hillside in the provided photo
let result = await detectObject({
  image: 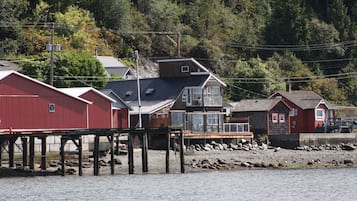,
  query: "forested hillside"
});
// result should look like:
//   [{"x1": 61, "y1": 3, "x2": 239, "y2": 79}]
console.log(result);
[{"x1": 1, "y1": 0, "x2": 356, "y2": 105}]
